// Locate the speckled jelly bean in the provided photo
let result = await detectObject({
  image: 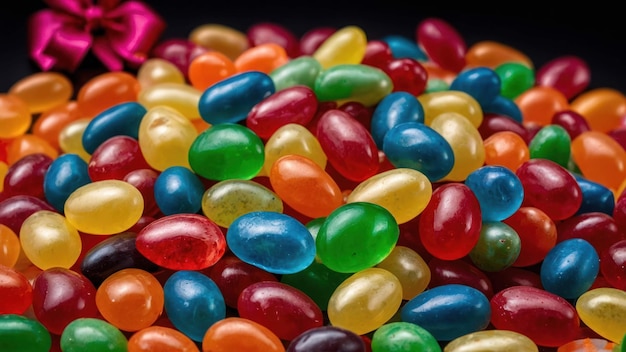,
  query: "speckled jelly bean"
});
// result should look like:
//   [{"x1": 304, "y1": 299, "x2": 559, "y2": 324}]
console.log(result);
[
  {"x1": 263, "y1": 123, "x2": 327, "y2": 174},
  {"x1": 316, "y1": 202, "x2": 398, "y2": 273},
  {"x1": 188, "y1": 51, "x2": 237, "y2": 91},
  {"x1": 375, "y1": 245, "x2": 431, "y2": 300},
  {"x1": 444, "y1": 329, "x2": 539, "y2": 352},
  {"x1": 0, "y1": 94, "x2": 31, "y2": 140},
  {"x1": 81, "y1": 101, "x2": 146, "y2": 154},
  {"x1": 0, "y1": 265, "x2": 32, "y2": 314},
  {"x1": 77, "y1": 71, "x2": 140, "y2": 119},
  {"x1": 464, "y1": 165, "x2": 524, "y2": 221},
  {"x1": 0, "y1": 224, "x2": 20, "y2": 268},
  {"x1": 314, "y1": 64, "x2": 392, "y2": 107},
  {"x1": 372, "y1": 321, "x2": 441, "y2": 352},
  {"x1": 128, "y1": 325, "x2": 200, "y2": 352},
  {"x1": 600, "y1": 240, "x2": 626, "y2": 290},
  {"x1": 540, "y1": 238, "x2": 599, "y2": 299},
  {"x1": 449, "y1": 66, "x2": 501, "y2": 107},
  {"x1": 465, "y1": 40, "x2": 533, "y2": 69},
  {"x1": 3, "y1": 153, "x2": 52, "y2": 200},
  {"x1": 163, "y1": 270, "x2": 225, "y2": 342},
  {"x1": 0, "y1": 314, "x2": 51, "y2": 352},
  {"x1": 576, "y1": 287, "x2": 626, "y2": 343},
  {"x1": 419, "y1": 183, "x2": 481, "y2": 260},
  {"x1": 189, "y1": 23, "x2": 249, "y2": 61},
  {"x1": 312, "y1": 25, "x2": 367, "y2": 69},
  {"x1": 528, "y1": 124, "x2": 571, "y2": 168},
  {"x1": 574, "y1": 174, "x2": 615, "y2": 215},
  {"x1": 416, "y1": 17, "x2": 466, "y2": 73},
  {"x1": 490, "y1": 286, "x2": 580, "y2": 347},
  {"x1": 138, "y1": 82, "x2": 201, "y2": 120},
  {"x1": 227, "y1": 211, "x2": 315, "y2": 274},
  {"x1": 42, "y1": 153, "x2": 90, "y2": 213},
  {"x1": 287, "y1": 325, "x2": 366, "y2": 352},
  {"x1": 502, "y1": 206, "x2": 557, "y2": 267},
  {"x1": 280, "y1": 260, "x2": 350, "y2": 311},
  {"x1": 536, "y1": 55, "x2": 590, "y2": 100},
  {"x1": 269, "y1": 56, "x2": 323, "y2": 91},
  {"x1": 419, "y1": 91, "x2": 483, "y2": 127},
  {"x1": 516, "y1": 158, "x2": 582, "y2": 220},
  {"x1": 469, "y1": 221, "x2": 521, "y2": 272},
  {"x1": 201, "y1": 317, "x2": 285, "y2": 352},
  {"x1": 370, "y1": 91, "x2": 425, "y2": 149},
  {"x1": 60, "y1": 318, "x2": 128, "y2": 352},
  {"x1": 8, "y1": 72, "x2": 73, "y2": 114},
  {"x1": 572, "y1": 130, "x2": 626, "y2": 191},
  {"x1": 153, "y1": 166, "x2": 204, "y2": 215},
  {"x1": 137, "y1": 58, "x2": 186, "y2": 89},
  {"x1": 494, "y1": 62, "x2": 535, "y2": 99},
  {"x1": 428, "y1": 258, "x2": 494, "y2": 299},
  {"x1": 136, "y1": 213, "x2": 225, "y2": 270}
]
